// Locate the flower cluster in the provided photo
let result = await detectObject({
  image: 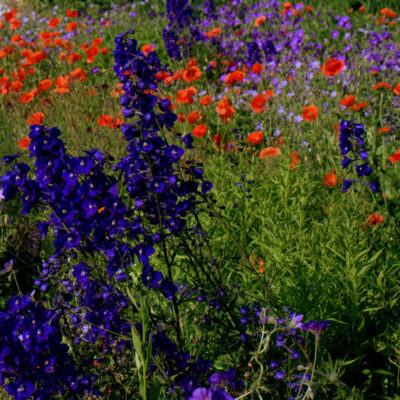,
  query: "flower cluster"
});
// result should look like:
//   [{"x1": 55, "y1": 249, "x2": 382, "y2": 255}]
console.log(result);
[
  {"x1": 266, "y1": 312, "x2": 329, "y2": 400},
  {"x1": 0, "y1": 295, "x2": 94, "y2": 400},
  {"x1": 339, "y1": 120, "x2": 380, "y2": 193},
  {"x1": 113, "y1": 30, "x2": 213, "y2": 296},
  {"x1": 162, "y1": 0, "x2": 204, "y2": 60}
]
